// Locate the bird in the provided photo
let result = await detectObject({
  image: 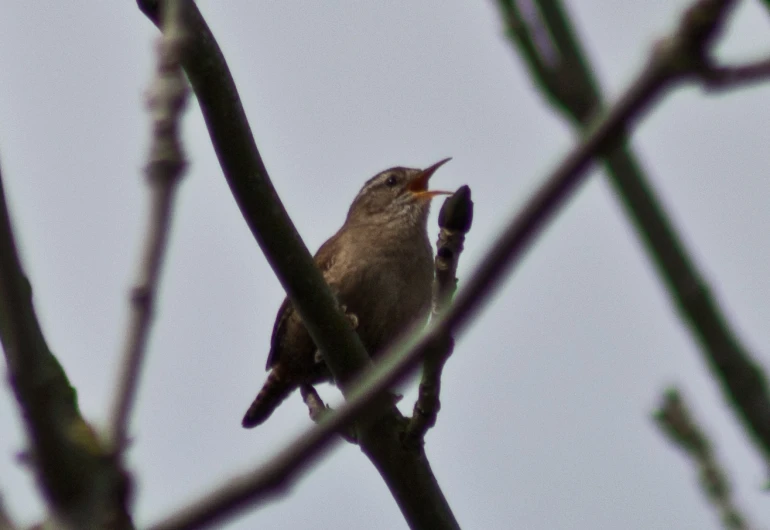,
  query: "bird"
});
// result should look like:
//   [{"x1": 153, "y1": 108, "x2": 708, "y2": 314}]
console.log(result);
[{"x1": 241, "y1": 158, "x2": 452, "y2": 428}]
